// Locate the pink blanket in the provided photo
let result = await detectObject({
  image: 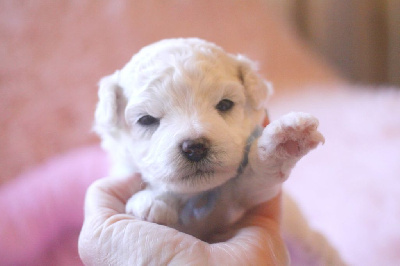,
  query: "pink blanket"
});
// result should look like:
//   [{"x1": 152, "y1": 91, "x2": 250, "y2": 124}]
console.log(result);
[
  {"x1": 0, "y1": 146, "x2": 107, "y2": 266},
  {"x1": 1, "y1": 87, "x2": 399, "y2": 265}
]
